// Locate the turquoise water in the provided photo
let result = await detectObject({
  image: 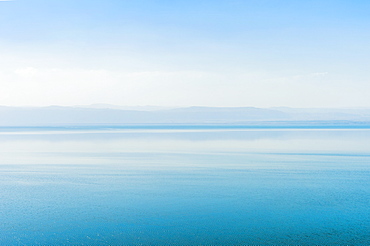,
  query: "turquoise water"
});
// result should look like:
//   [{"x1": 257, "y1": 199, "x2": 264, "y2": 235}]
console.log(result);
[{"x1": 1, "y1": 127, "x2": 370, "y2": 245}]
